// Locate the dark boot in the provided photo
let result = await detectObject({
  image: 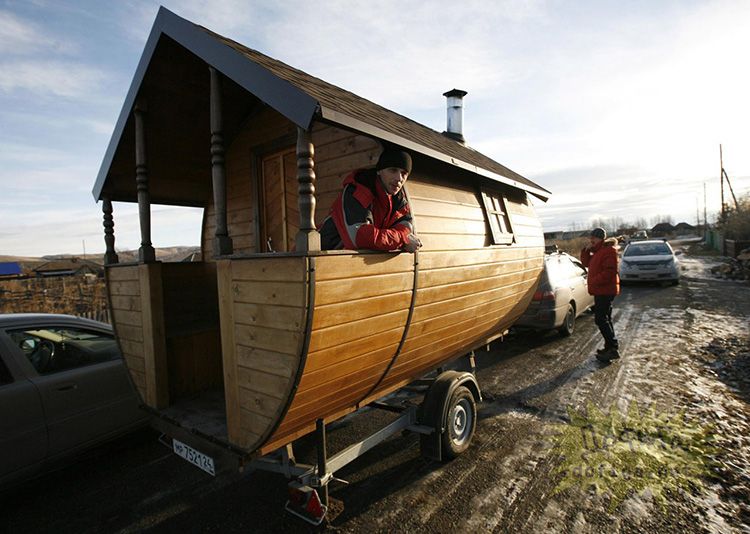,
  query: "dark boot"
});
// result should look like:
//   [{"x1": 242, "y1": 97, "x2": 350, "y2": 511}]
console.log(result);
[{"x1": 597, "y1": 347, "x2": 620, "y2": 362}]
